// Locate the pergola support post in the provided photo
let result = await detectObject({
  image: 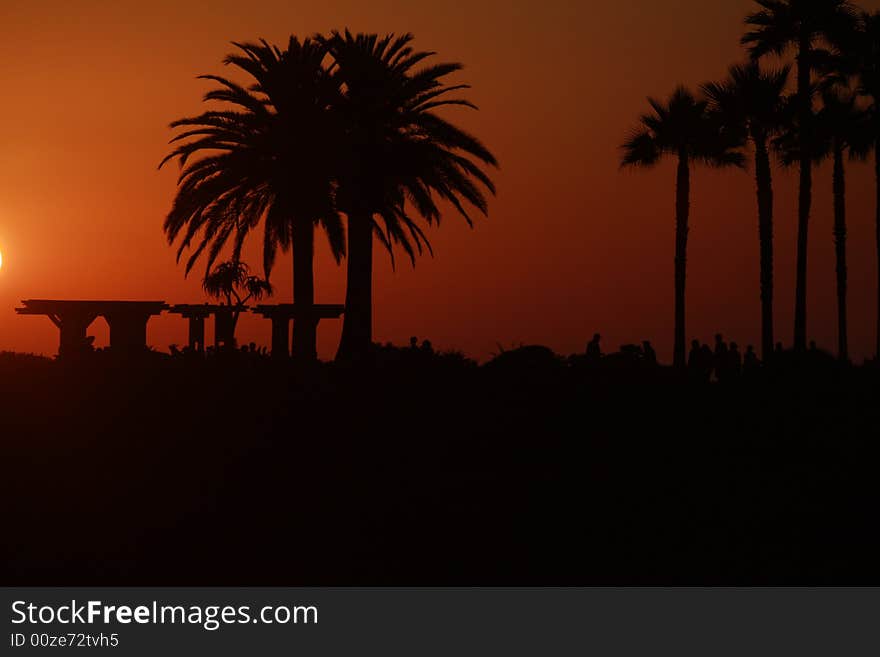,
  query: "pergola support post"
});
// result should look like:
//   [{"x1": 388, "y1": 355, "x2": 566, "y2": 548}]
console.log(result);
[
  {"x1": 105, "y1": 312, "x2": 152, "y2": 355},
  {"x1": 58, "y1": 312, "x2": 98, "y2": 358},
  {"x1": 188, "y1": 315, "x2": 206, "y2": 353},
  {"x1": 270, "y1": 316, "x2": 290, "y2": 358},
  {"x1": 252, "y1": 304, "x2": 344, "y2": 361}
]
